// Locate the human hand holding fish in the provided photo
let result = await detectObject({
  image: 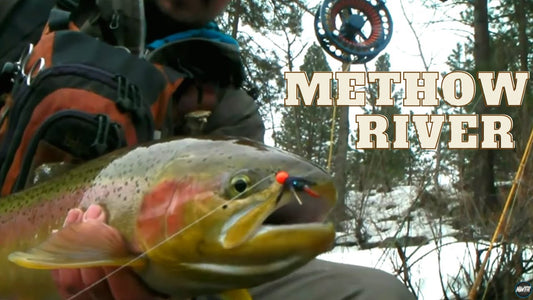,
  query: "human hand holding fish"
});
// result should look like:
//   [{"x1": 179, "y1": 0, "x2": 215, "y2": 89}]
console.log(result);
[{"x1": 51, "y1": 205, "x2": 169, "y2": 300}]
